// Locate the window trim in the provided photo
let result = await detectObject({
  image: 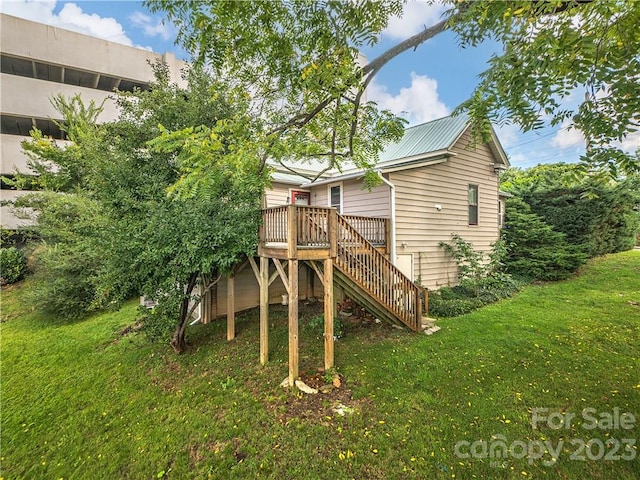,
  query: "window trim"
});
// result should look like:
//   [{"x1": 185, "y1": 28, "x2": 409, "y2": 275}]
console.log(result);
[
  {"x1": 289, "y1": 189, "x2": 311, "y2": 205},
  {"x1": 468, "y1": 184, "x2": 479, "y2": 226},
  {"x1": 328, "y1": 182, "x2": 343, "y2": 213}
]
